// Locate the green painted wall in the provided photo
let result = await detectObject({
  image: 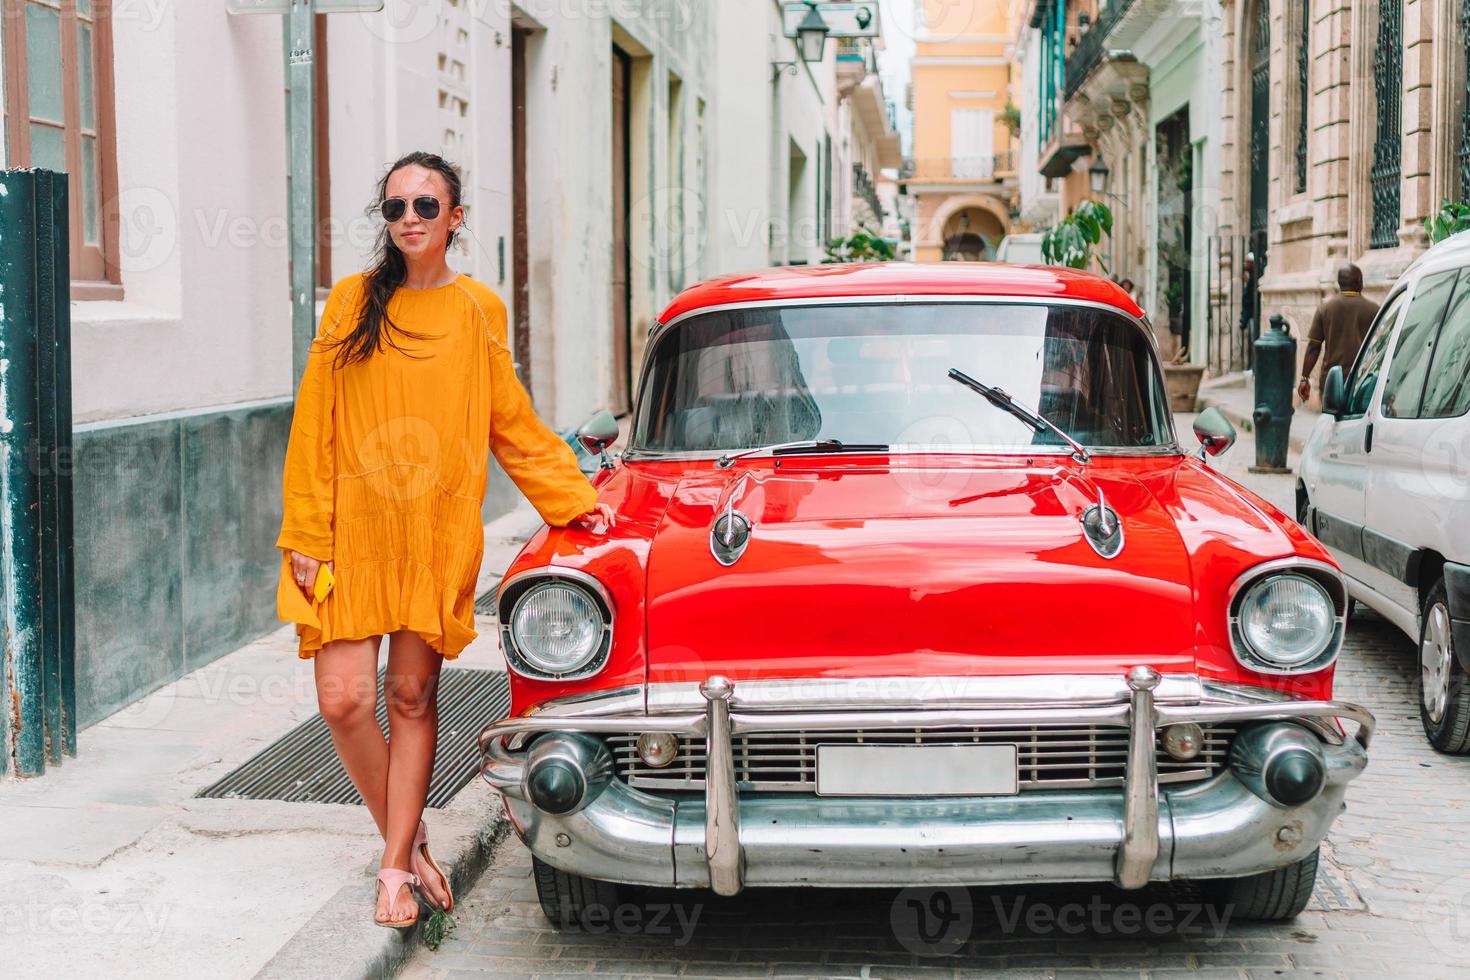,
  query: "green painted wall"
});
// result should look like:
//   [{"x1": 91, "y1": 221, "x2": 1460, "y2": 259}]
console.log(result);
[{"x1": 73, "y1": 403, "x2": 521, "y2": 728}]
